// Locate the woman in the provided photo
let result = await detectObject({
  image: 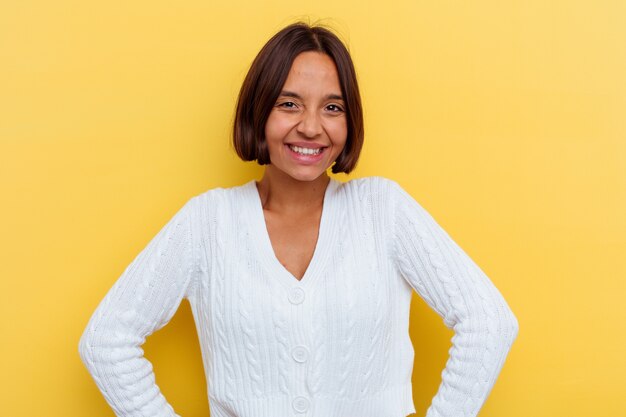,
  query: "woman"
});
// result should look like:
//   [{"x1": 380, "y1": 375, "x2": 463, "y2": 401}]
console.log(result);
[{"x1": 79, "y1": 22, "x2": 519, "y2": 417}]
